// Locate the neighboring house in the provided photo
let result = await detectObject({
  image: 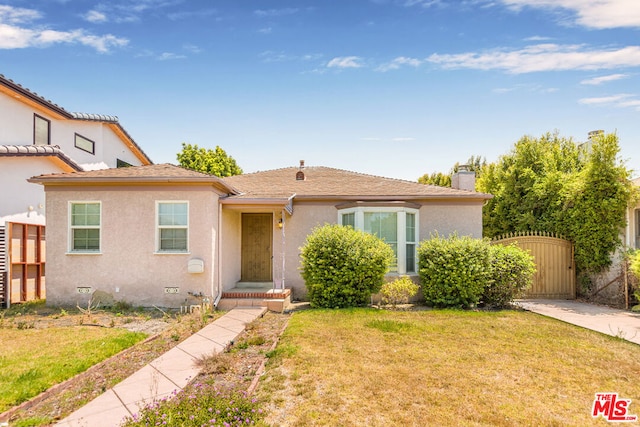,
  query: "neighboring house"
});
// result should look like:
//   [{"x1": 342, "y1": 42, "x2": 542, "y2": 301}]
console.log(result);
[
  {"x1": 0, "y1": 74, "x2": 152, "y2": 307},
  {"x1": 0, "y1": 74, "x2": 152, "y2": 226},
  {"x1": 30, "y1": 161, "x2": 491, "y2": 309},
  {"x1": 625, "y1": 177, "x2": 640, "y2": 250}
]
